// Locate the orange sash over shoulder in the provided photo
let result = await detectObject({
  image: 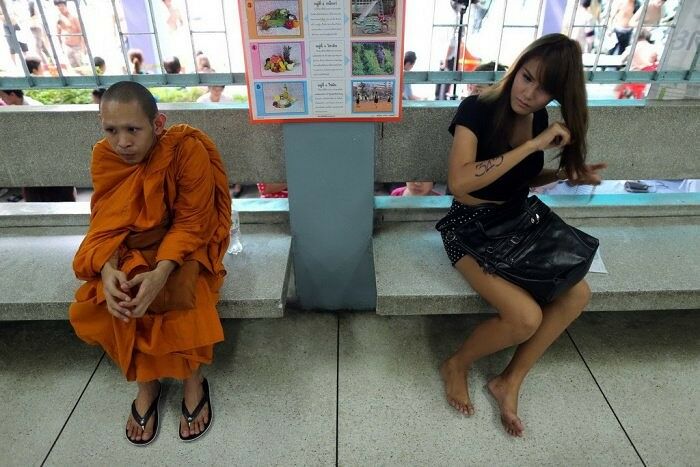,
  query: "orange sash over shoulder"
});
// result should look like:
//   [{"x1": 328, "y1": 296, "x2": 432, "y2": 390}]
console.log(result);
[{"x1": 69, "y1": 124, "x2": 232, "y2": 382}]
